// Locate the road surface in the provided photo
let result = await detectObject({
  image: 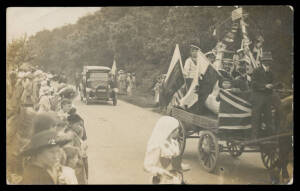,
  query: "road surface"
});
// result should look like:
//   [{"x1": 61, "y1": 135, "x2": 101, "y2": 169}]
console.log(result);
[{"x1": 74, "y1": 97, "x2": 272, "y2": 184}]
